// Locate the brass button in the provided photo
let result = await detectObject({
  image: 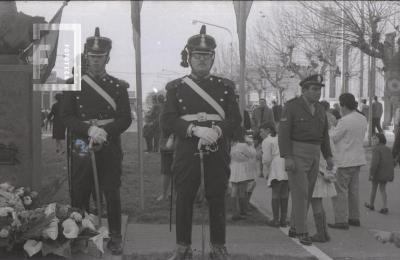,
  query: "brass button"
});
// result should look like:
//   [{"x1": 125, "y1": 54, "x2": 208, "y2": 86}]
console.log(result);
[
  {"x1": 218, "y1": 79, "x2": 222, "y2": 83},
  {"x1": 224, "y1": 91, "x2": 228, "y2": 94},
  {"x1": 79, "y1": 105, "x2": 83, "y2": 108},
  {"x1": 220, "y1": 98, "x2": 224, "y2": 102},
  {"x1": 76, "y1": 96, "x2": 80, "y2": 99},
  {"x1": 210, "y1": 77, "x2": 213, "y2": 81},
  {"x1": 103, "y1": 78, "x2": 106, "y2": 82},
  {"x1": 179, "y1": 99, "x2": 183, "y2": 103},
  {"x1": 116, "y1": 84, "x2": 120, "y2": 87},
  {"x1": 110, "y1": 80, "x2": 113, "y2": 83}
]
